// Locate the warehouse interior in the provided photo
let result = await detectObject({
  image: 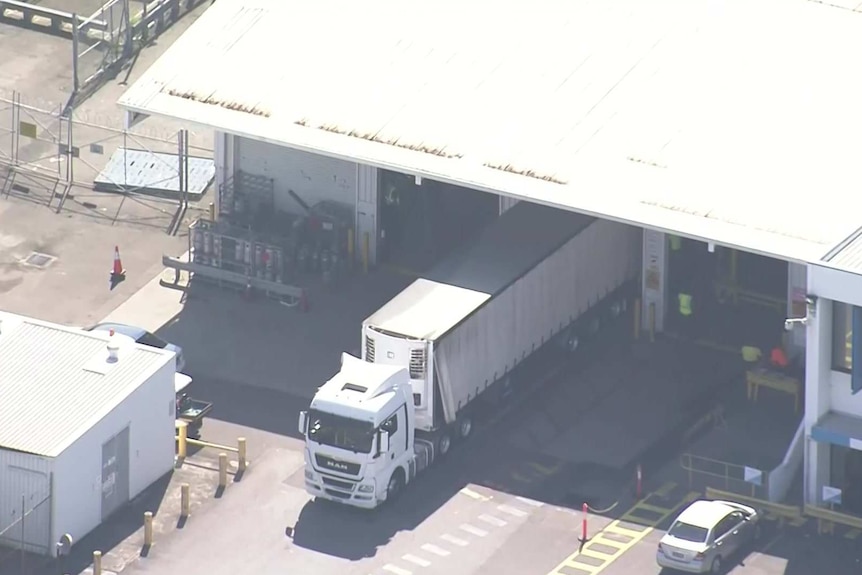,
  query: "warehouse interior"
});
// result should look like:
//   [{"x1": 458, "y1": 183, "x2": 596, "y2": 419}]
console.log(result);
[
  {"x1": 666, "y1": 236, "x2": 791, "y2": 357},
  {"x1": 377, "y1": 170, "x2": 499, "y2": 273}
]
